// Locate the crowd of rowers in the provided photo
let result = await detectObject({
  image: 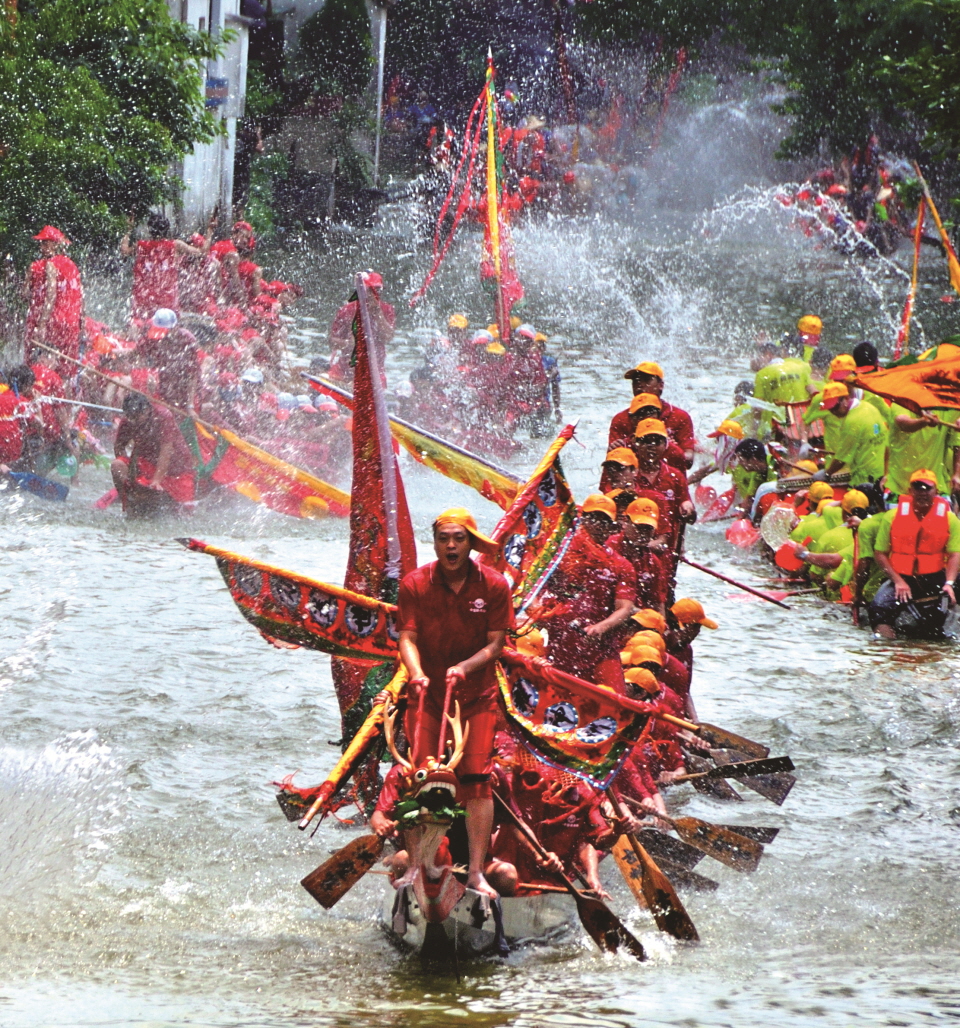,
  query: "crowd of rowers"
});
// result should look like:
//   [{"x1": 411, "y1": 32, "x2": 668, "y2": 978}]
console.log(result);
[
  {"x1": 692, "y1": 315, "x2": 960, "y2": 641},
  {"x1": 368, "y1": 357, "x2": 714, "y2": 897},
  {"x1": 1, "y1": 220, "x2": 402, "y2": 509},
  {"x1": 395, "y1": 313, "x2": 563, "y2": 448}
]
